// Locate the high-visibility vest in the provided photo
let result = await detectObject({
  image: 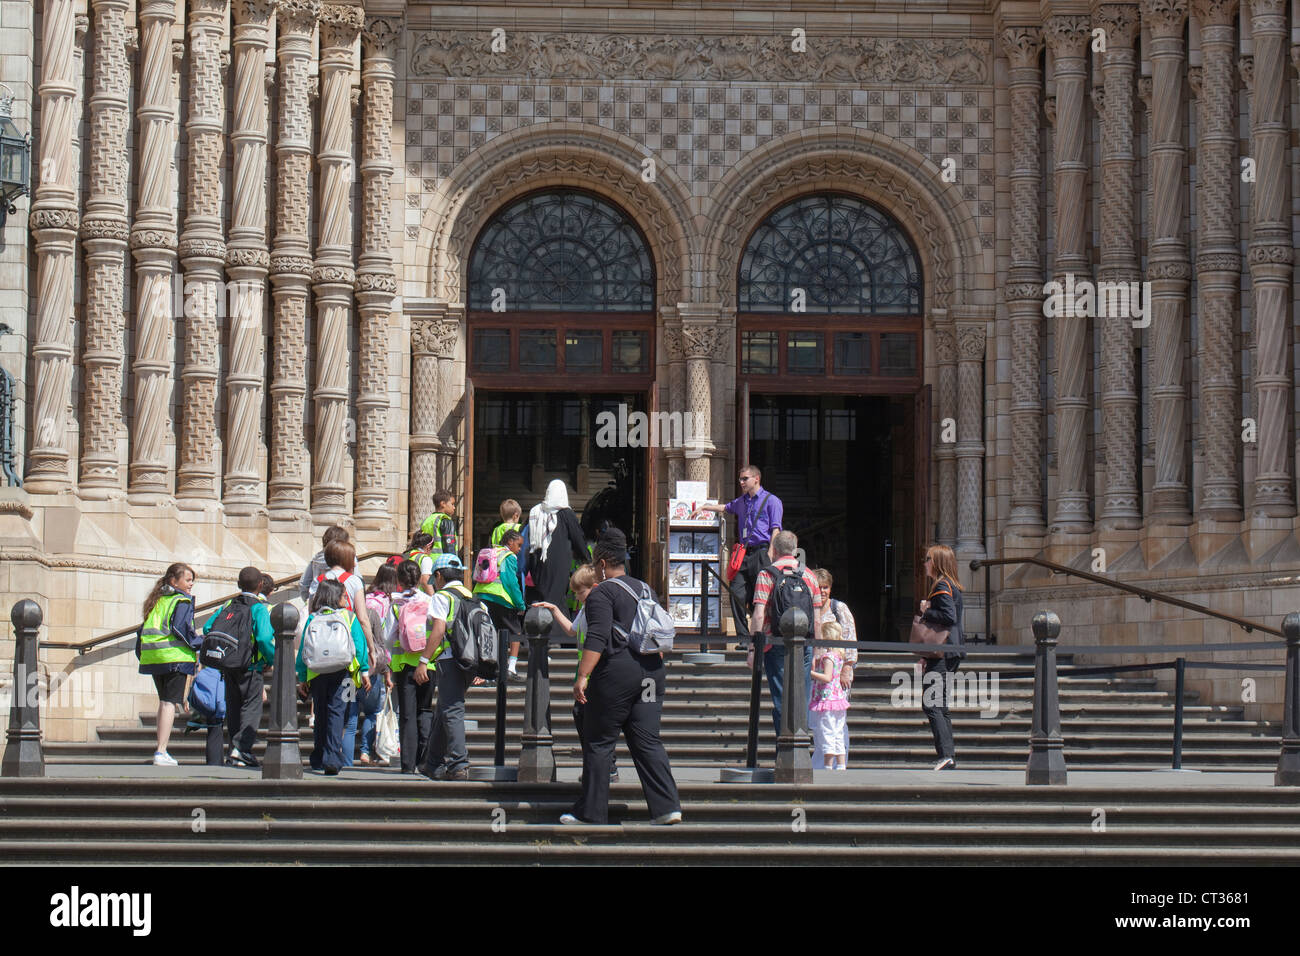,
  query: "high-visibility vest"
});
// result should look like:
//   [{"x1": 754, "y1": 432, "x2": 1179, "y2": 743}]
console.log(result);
[
  {"x1": 472, "y1": 546, "x2": 515, "y2": 606},
  {"x1": 406, "y1": 548, "x2": 433, "y2": 569},
  {"x1": 139, "y1": 591, "x2": 196, "y2": 668},
  {"x1": 490, "y1": 522, "x2": 522, "y2": 547},
  {"x1": 420, "y1": 512, "x2": 457, "y2": 553}
]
